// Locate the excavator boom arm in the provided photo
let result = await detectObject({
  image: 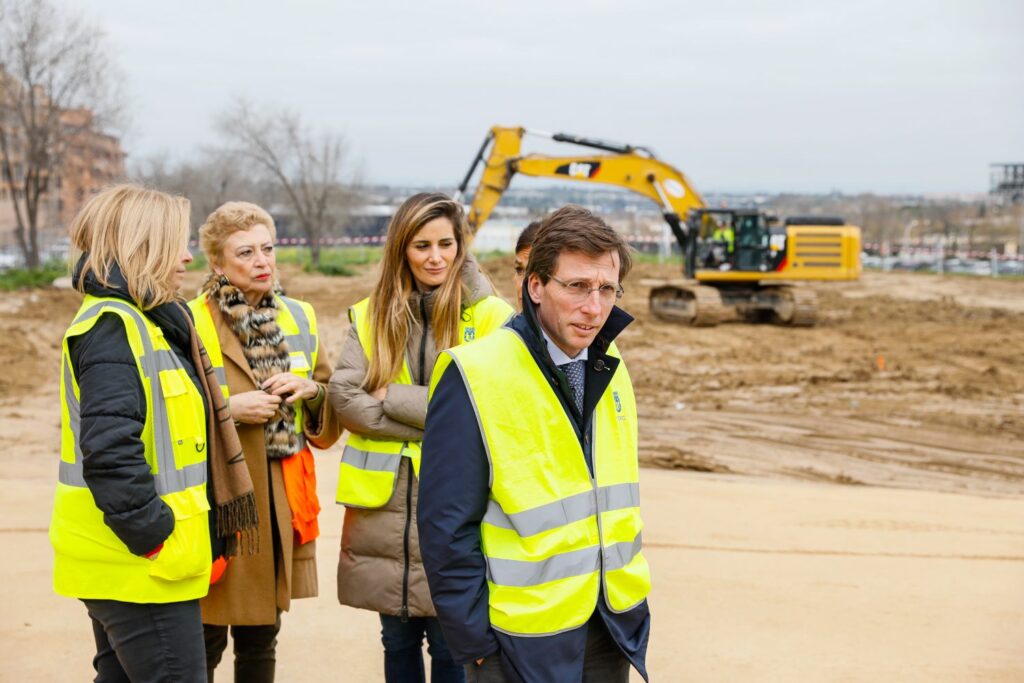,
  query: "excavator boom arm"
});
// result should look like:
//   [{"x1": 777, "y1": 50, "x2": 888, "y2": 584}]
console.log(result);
[{"x1": 460, "y1": 126, "x2": 706, "y2": 240}]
